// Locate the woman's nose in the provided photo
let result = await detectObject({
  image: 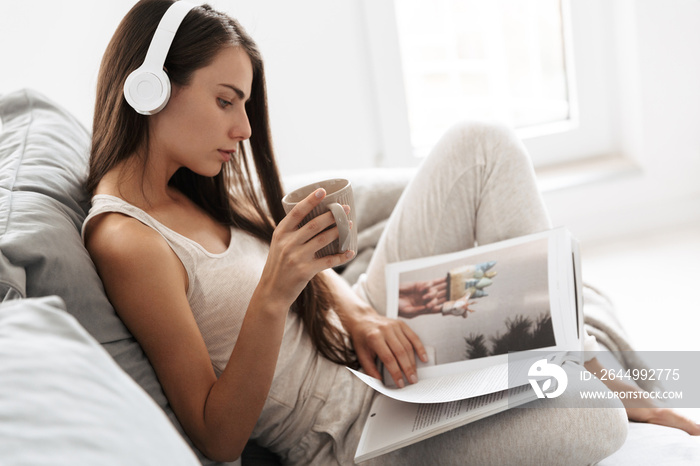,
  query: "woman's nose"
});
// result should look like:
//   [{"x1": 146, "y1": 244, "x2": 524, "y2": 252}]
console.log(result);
[{"x1": 230, "y1": 106, "x2": 252, "y2": 141}]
